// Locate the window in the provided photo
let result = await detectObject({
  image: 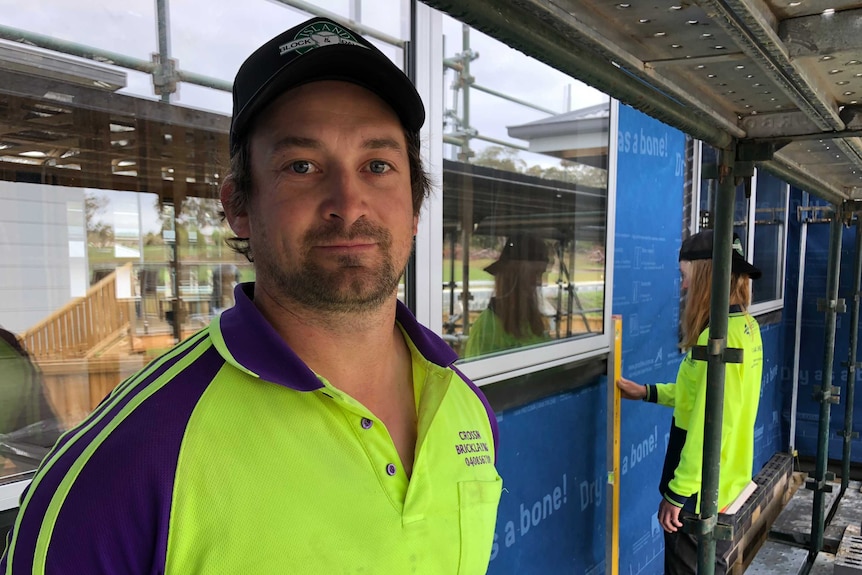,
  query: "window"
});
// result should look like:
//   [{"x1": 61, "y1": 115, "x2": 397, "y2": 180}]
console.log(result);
[
  {"x1": 436, "y1": 17, "x2": 612, "y2": 383},
  {"x1": 750, "y1": 171, "x2": 789, "y2": 309},
  {"x1": 0, "y1": 0, "x2": 411, "y2": 489},
  {"x1": 697, "y1": 143, "x2": 789, "y2": 313}
]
